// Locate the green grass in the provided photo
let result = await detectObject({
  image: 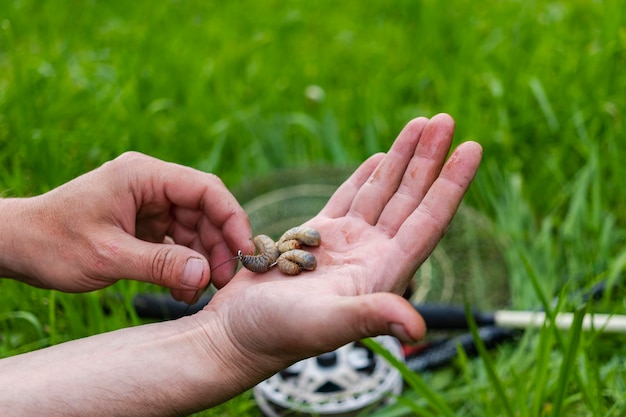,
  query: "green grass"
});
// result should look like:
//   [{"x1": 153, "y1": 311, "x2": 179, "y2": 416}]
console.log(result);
[{"x1": 1, "y1": 0, "x2": 626, "y2": 415}]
